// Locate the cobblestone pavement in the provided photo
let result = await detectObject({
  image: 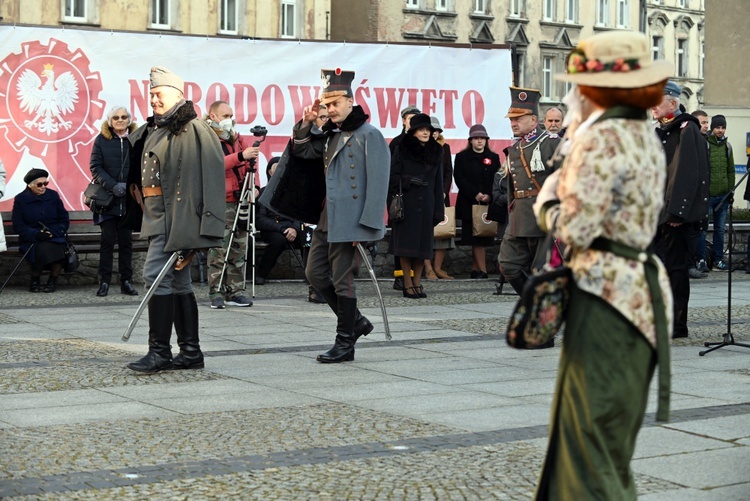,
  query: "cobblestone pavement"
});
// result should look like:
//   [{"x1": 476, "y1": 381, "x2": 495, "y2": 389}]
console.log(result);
[{"x1": 0, "y1": 274, "x2": 749, "y2": 499}]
